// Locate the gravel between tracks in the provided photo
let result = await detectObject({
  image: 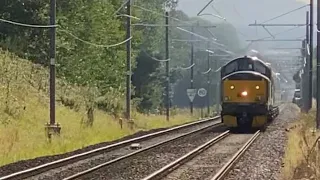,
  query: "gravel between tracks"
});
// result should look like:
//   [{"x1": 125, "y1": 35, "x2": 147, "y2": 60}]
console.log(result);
[
  {"x1": 224, "y1": 103, "x2": 300, "y2": 180},
  {"x1": 72, "y1": 128, "x2": 226, "y2": 180},
  {"x1": 0, "y1": 118, "x2": 218, "y2": 177},
  {"x1": 27, "y1": 121, "x2": 222, "y2": 180},
  {"x1": 163, "y1": 134, "x2": 253, "y2": 180}
]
